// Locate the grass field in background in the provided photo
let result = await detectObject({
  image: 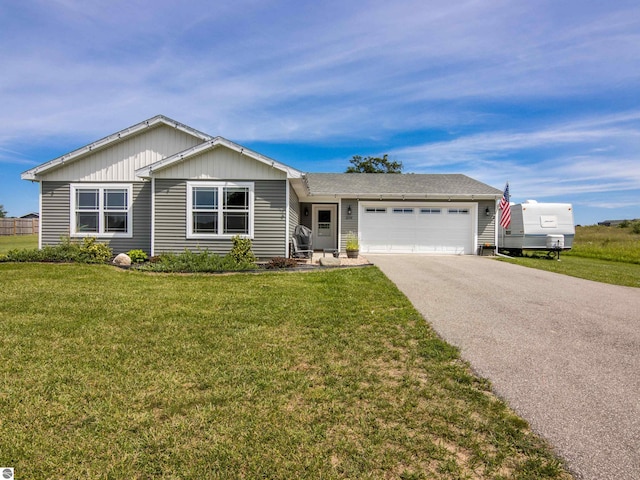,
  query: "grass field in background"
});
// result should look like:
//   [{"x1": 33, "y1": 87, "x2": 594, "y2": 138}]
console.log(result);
[
  {"x1": 0, "y1": 233, "x2": 38, "y2": 253},
  {"x1": 565, "y1": 225, "x2": 640, "y2": 264},
  {"x1": 0, "y1": 264, "x2": 571, "y2": 479},
  {"x1": 498, "y1": 225, "x2": 640, "y2": 287}
]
